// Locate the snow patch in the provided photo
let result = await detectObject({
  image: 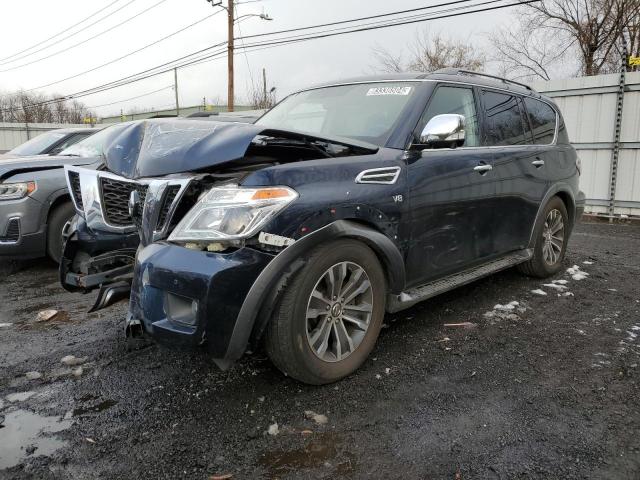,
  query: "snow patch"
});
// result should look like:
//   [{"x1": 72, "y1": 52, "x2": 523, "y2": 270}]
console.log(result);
[
  {"x1": 582, "y1": 261, "x2": 594, "y2": 265},
  {"x1": 531, "y1": 289, "x2": 547, "y2": 296},
  {"x1": 552, "y1": 279, "x2": 568, "y2": 285},
  {"x1": 567, "y1": 265, "x2": 589, "y2": 281},
  {"x1": 543, "y1": 283, "x2": 567, "y2": 291}
]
